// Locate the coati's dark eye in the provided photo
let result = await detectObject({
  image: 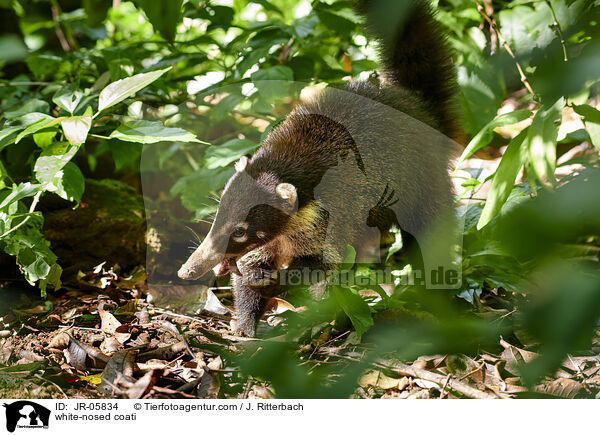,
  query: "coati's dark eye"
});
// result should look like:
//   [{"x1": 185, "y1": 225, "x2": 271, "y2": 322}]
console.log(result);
[{"x1": 232, "y1": 227, "x2": 246, "y2": 239}]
